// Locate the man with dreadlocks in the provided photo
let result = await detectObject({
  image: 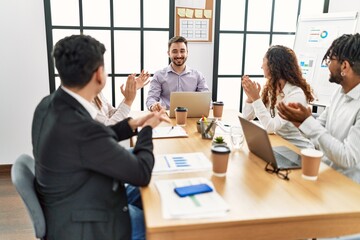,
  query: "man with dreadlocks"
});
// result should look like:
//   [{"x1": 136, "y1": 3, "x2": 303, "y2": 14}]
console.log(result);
[{"x1": 277, "y1": 33, "x2": 360, "y2": 183}]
